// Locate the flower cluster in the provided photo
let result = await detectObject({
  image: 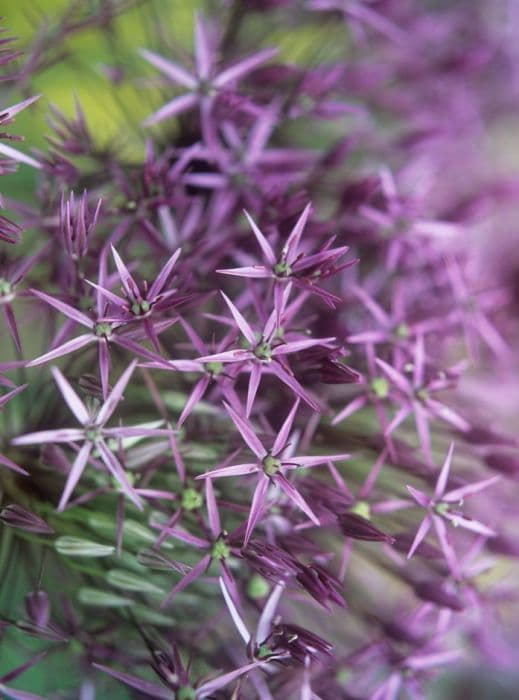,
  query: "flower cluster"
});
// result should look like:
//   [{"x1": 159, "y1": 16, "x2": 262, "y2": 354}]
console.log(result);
[{"x1": 1, "y1": 2, "x2": 519, "y2": 698}]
